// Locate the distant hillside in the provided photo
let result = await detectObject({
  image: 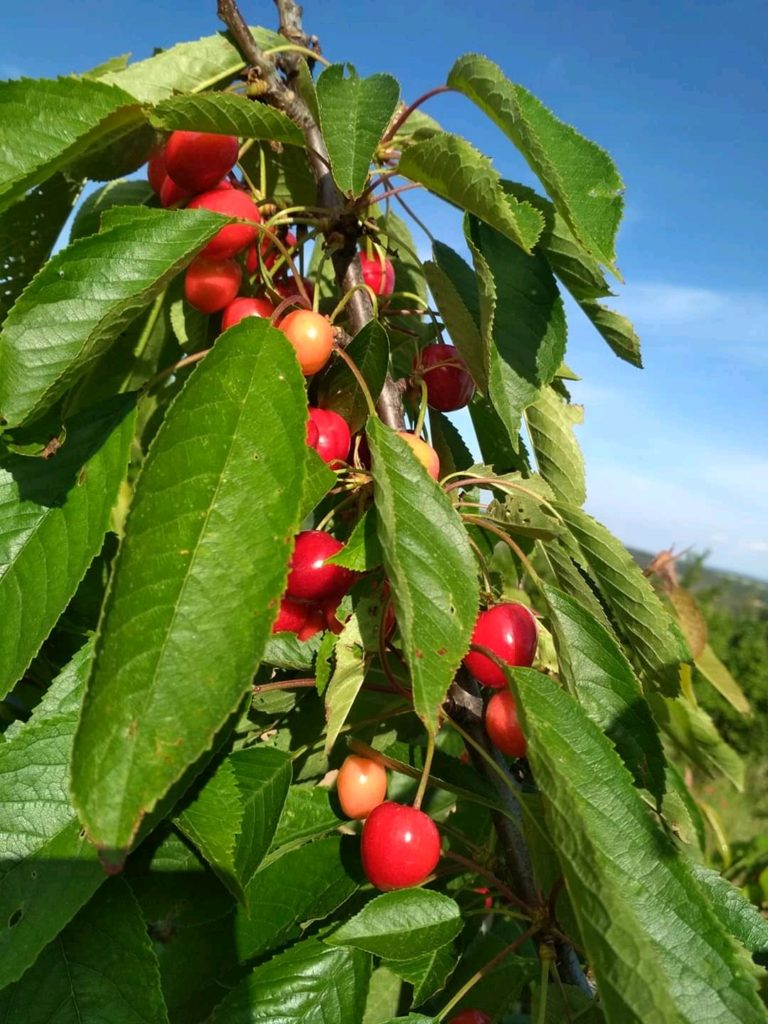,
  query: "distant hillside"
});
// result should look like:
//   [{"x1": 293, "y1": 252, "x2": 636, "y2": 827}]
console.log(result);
[{"x1": 628, "y1": 547, "x2": 768, "y2": 618}]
